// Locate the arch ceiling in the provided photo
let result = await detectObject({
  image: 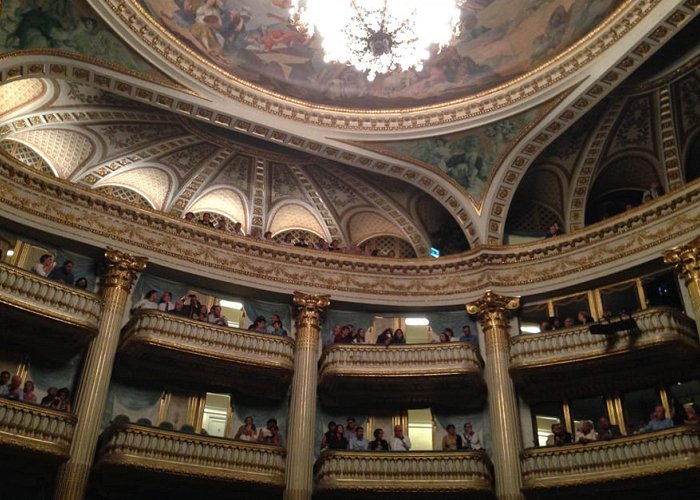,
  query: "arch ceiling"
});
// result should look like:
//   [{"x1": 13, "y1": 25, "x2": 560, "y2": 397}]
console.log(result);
[{"x1": 0, "y1": 0, "x2": 698, "y2": 250}]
